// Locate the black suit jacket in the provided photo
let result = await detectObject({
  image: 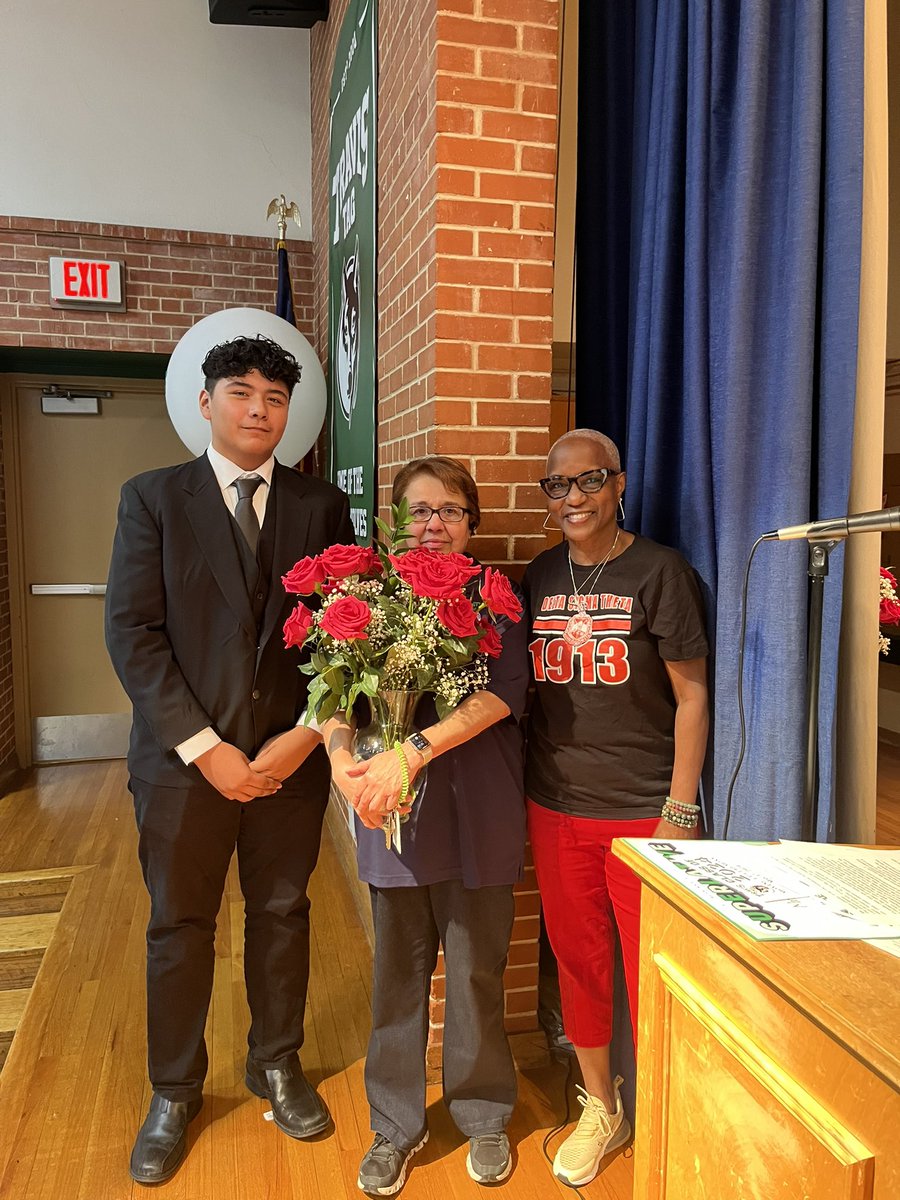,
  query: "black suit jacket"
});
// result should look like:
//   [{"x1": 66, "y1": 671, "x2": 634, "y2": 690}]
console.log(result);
[{"x1": 105, "y1": 454, "x2": 355, "y2": 789}]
